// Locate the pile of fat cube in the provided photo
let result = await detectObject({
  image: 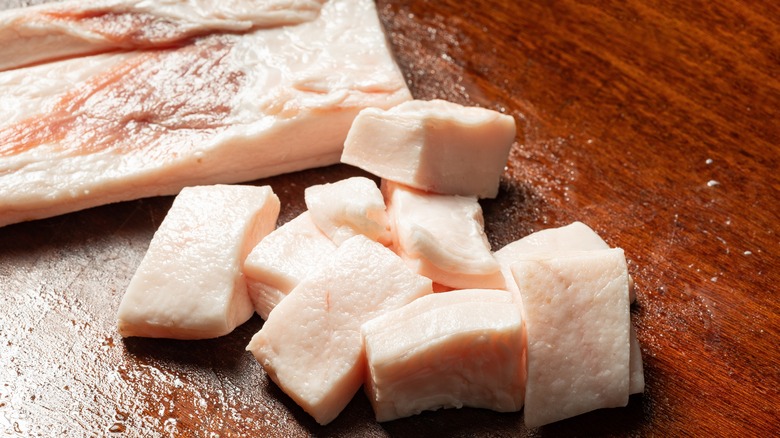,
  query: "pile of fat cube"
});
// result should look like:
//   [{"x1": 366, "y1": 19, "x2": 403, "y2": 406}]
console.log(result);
[{"x1": 117, "y1": 99, "x2": 643, "y2": 428}]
